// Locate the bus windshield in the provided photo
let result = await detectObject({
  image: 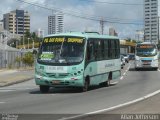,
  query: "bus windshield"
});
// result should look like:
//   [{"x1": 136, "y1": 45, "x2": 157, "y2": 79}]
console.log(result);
[
  {"x1": 37, "y1": 36, "x2": 85, "y2": 65},
  {"x1": 136, "y1": 44, "x2": 157, "y2": 57}
]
